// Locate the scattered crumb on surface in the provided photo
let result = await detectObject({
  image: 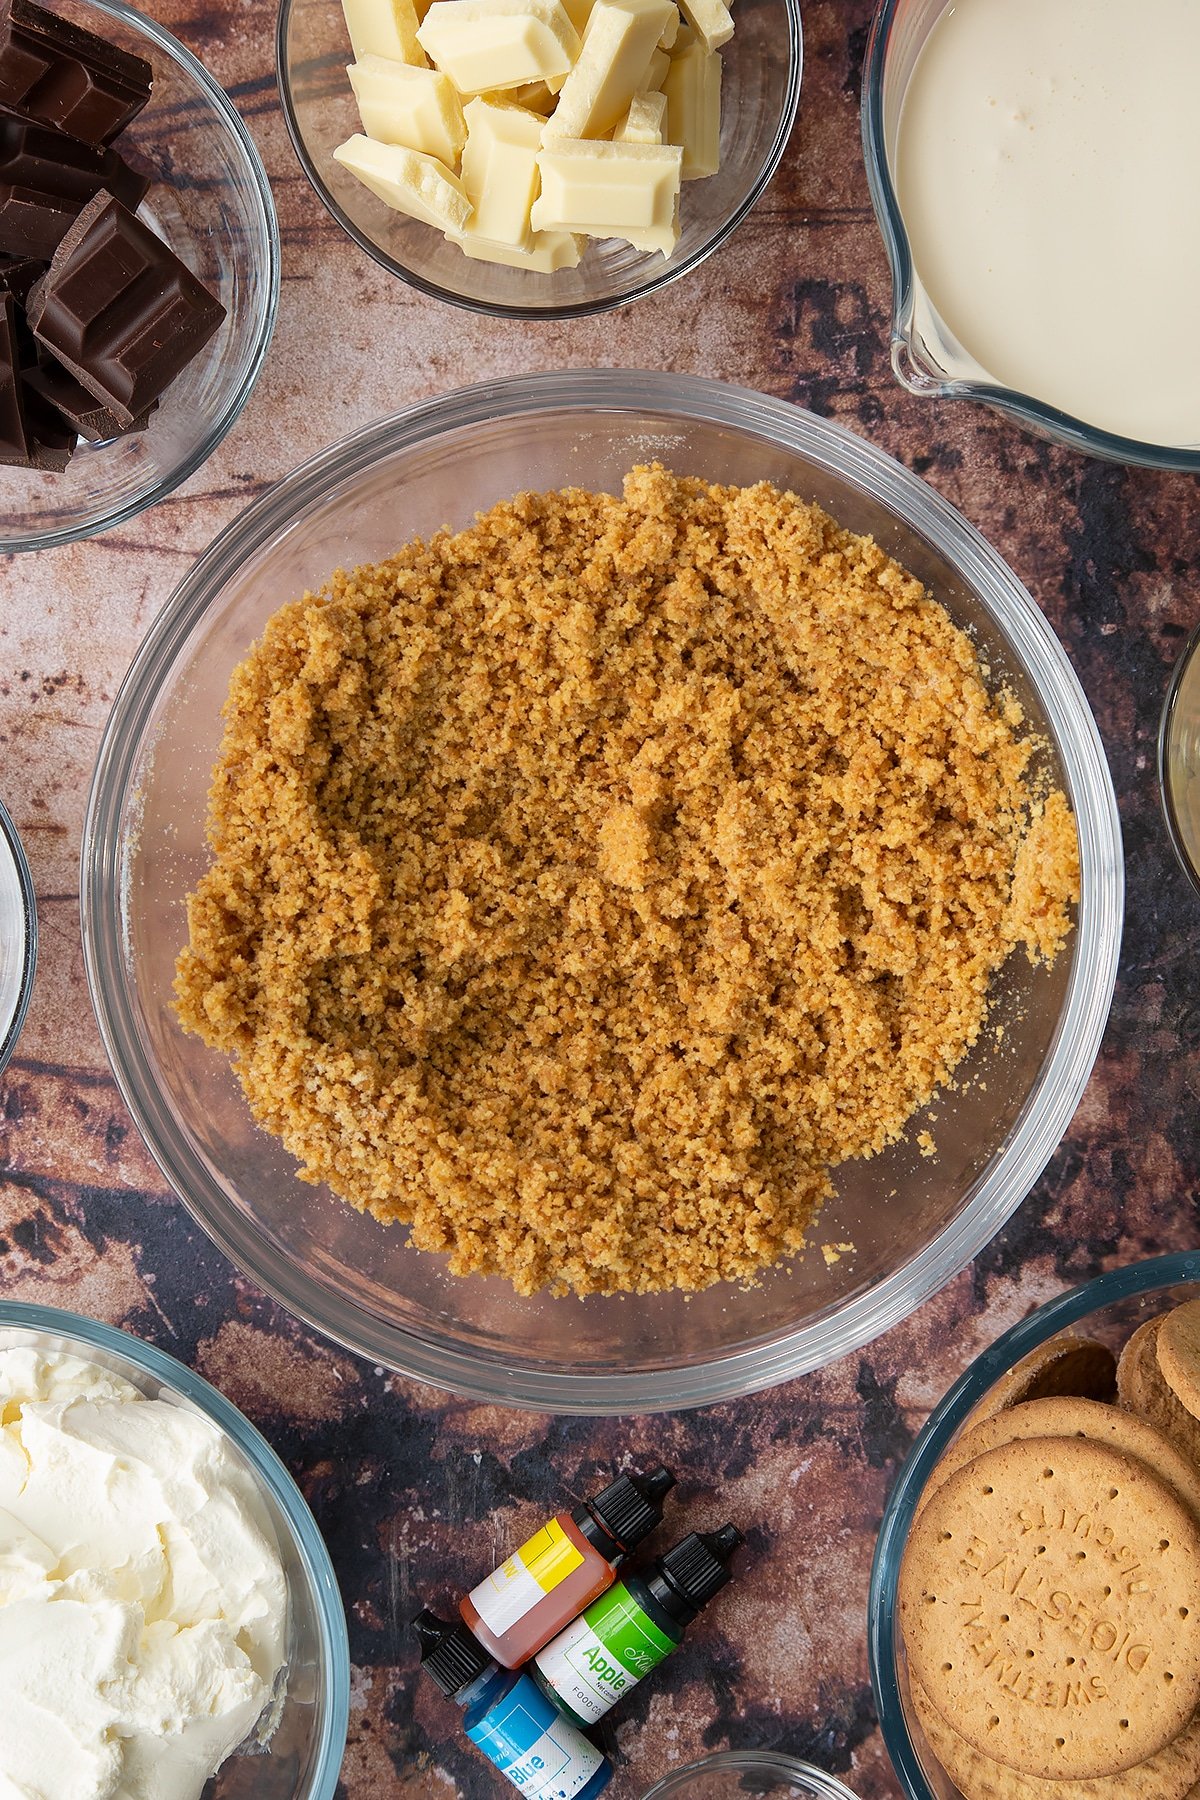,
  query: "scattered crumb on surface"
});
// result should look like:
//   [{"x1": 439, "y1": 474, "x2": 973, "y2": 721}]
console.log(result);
[
  {"x1": 174, "y1": 467, "x2": 1079, "y2": 1297},
  {"x1": 917, "y1": 1130, "x2": 937, "y2": 1160},
  {"x1": 821, "y1": 1243, "x2": 857, "y2": 1268}
]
